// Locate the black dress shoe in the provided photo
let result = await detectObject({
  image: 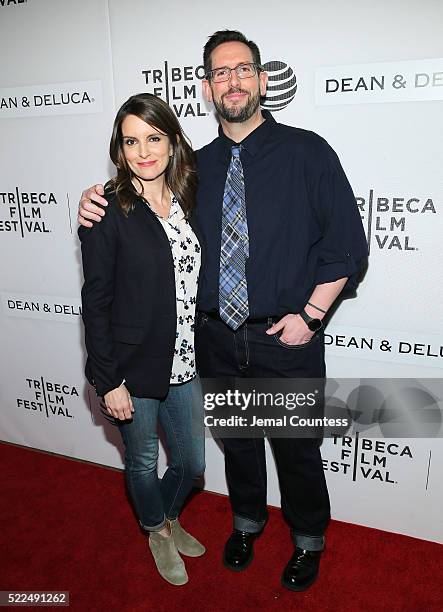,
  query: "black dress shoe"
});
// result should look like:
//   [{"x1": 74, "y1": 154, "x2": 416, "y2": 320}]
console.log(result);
[
  {"x1": 281, "y1": 547, "x2": 322, "y2": 591},
  {"x1": 223, "y1": 530, "x2": 258, "y2": 571}
]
